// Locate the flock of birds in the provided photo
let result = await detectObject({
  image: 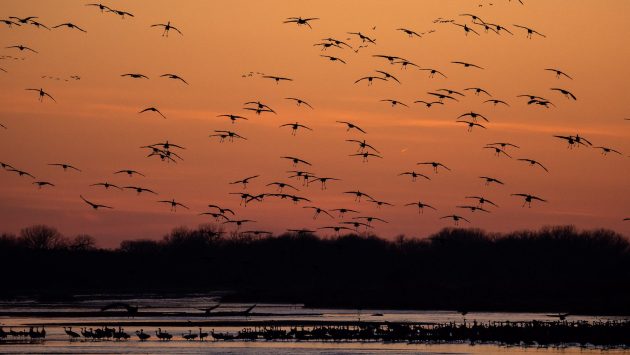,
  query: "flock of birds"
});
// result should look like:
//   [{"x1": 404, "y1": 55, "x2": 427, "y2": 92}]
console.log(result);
[{"x1": 1, "y1": 1, "x2": 628, "y2": 239}]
